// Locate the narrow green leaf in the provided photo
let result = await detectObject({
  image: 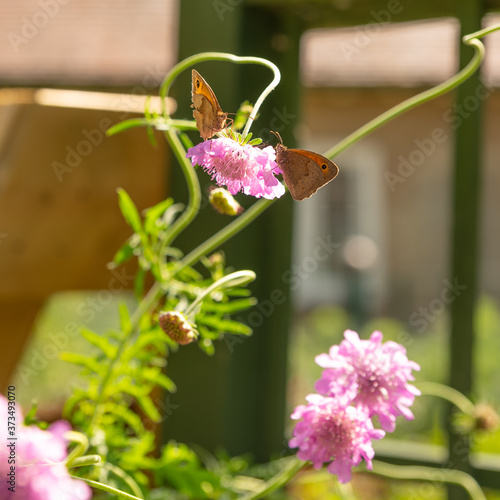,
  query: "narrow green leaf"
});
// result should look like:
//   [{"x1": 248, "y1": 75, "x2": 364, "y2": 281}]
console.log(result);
[
  {"x1": 200, "y1": 297, "x2": 257, "y2": 314},
  {"x1": 23, "y1": 403, "x2": 39, "y2": 426},
  {"x1": 79, "y1": 328, "x2": 117, "y2": 358},
  {"x1": 230, "y1": 288, "x2": 254, "y2": 297},
  {"x1": 60, "y1": 352, "x2": 104, "y2": 374},
  {"x1": 62, "y1": 389, "x2": 89, "y2": 420},
  {"x1": 110, "y1": 239, "x2": 136, "y2": 267},
  {"x1": 123, "y1": 330, "x2": 168, "y2": 362},
  {"x1": 122, "y1": 388, "x2": 161, "y2": 422},
  {"x1": 198, "y1": 338, "x2": 215, "y2": 356},
  {"x1": 226, "y1": 288, "x2": 253, "y2": 297},
  {"x1": 134, "y1": 267, "x2": 147, "y2": 300},
  {"x1": 199, "y1": 317, "x2": 252, "y2": 335},
  {"x1": 146, "y1": 123, "x2": 158, "y2": 148},
  {"x1": 144, "y1": 198, "x2": 174, "y2": 234},
  {"x1": 118, "y1": 303, "x2": 132, "y2": 333},
  {"x1": 248, "y1": 138, "x2": 263, "y2": 146},
  {"x1": 106, "y1": 118, "x2": 151, "y2": 136},
  {"x1": 197, "y1": 324, "x2": 220, "y2": 341},
  {"x1": 155, "y1": 373, "x2": 177, "y2": 392},
  {"x1": 117, "y1": 188, "x2": 142, "y2": 233},
  {"x1": 242, "y1": 132, "x2": 253, "y2": 145},
  {"x1": 142, "y1": 368, "x2": 177, "y2": 393},
  {"x1": 108, "y1": 404, "x2": 145, "y2": 435},
  {"x1": 162, "y1": 203, "x2": 185, "y2": 227}
]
